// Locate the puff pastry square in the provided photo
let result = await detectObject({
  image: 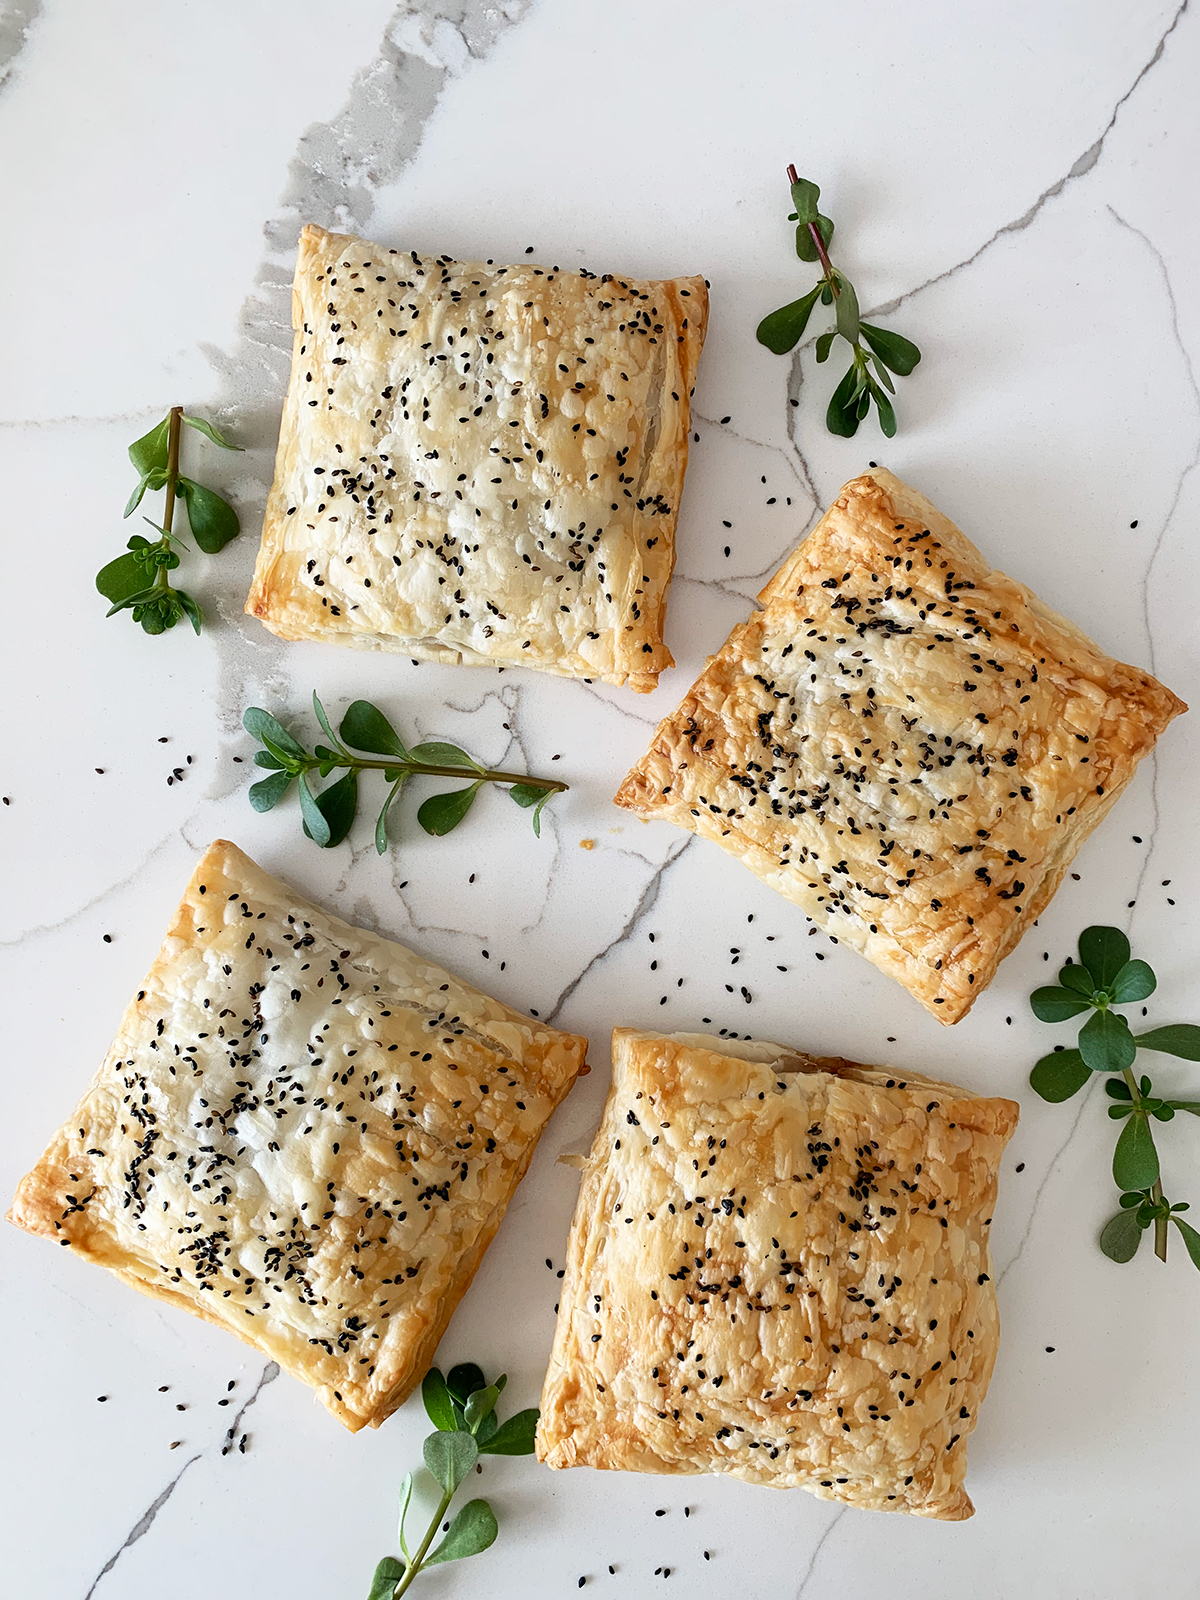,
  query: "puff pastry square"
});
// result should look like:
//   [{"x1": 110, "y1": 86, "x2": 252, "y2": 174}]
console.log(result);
[
  {"x1": 245, "y1": 225, "x2": 708, "y2": 692},
  {"x1": 537, "y1": 1028, "x2": 1018, "y2": 1519},
  {"x1": 8, "y1": 840, "x2": 586, "y2": 1431},
  {"x1": 615, "y1": 469, "x2": 1186, "y2": 1020}
]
